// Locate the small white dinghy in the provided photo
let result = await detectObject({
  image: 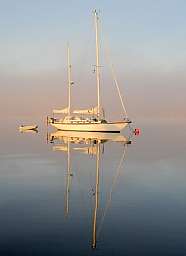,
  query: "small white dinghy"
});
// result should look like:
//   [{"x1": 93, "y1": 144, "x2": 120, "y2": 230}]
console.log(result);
[{"x1": 19, "y1": 125, "x2": 38, "y2": 132}]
